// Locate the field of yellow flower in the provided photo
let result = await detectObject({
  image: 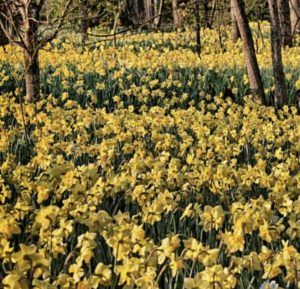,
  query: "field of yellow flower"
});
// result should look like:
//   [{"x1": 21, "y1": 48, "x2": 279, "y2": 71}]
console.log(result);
[{"x1": 0, "y1": 26, "x2": 300, "y2": 289}]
